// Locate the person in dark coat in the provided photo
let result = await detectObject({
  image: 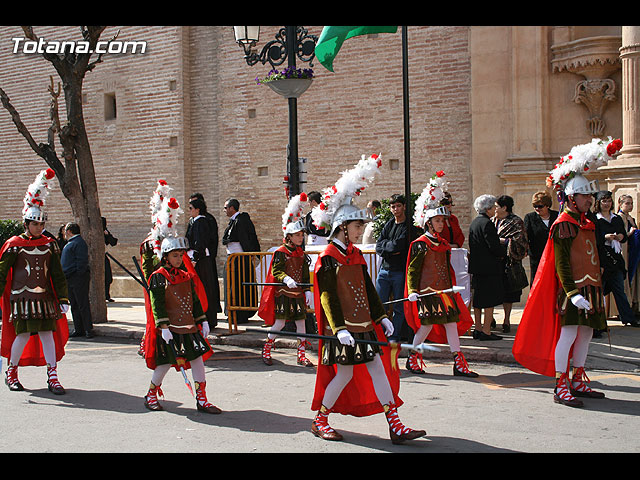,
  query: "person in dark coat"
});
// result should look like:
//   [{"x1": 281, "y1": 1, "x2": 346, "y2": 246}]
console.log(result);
[
  {"x1": 468, "y1": 194, "x2": 506, "y2": 340},
  {"x1": 61, "y1": 222, "x2": 94, "y2": 338},
  {"x1": 102, "y1": 217, "x2": 118, "y2": 302},
  {"x1": 524, "y1": 191, "x2": 558, "y2": 285},
  {"x1": 222, "y1": 198, "x2": 261, "y2": 324},
  {"x1": 186, "y1": 195, "x2": 222, "y2": 329}
]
